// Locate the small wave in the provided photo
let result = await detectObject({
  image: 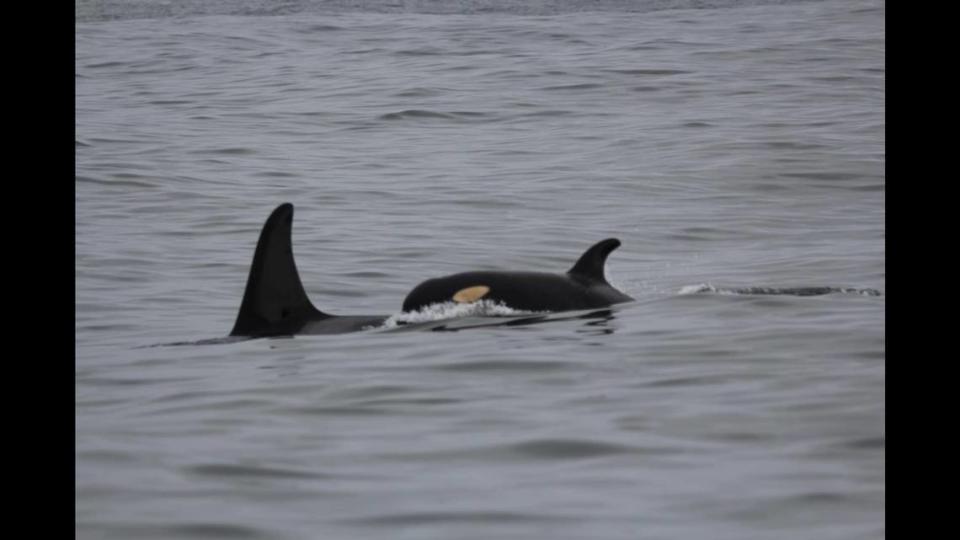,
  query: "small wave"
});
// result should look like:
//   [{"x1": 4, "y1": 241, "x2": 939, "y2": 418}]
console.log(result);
[
  {"x1": 127, "y1": 523, "x2": 269, "y2": 540},
  {"x1": 426, "y1": 360, "x2": 574, "y2": 373},
  {"x1": 540, "y1": 83, "x2": 604, "y2": 91},
  {"x1": 604, "y1": 68, "x2": 691, "y2": 76},
  {"x1": 85, "y1": 61, "x2": 127, "y2": 69},
  {"x1": 515, "y1": 109, "x2": 576, "y2": 118},
  {"x1": 779, "y1": 172, "x2": 865, "y2": 181},
  {"x1": 678, "y1": 283, "x2": 882, "y2": 297},
  {"x1": 183, "y1": 463, "x2": 334, "y2": 480},
  {"x1": 78, "y1": 174, "x2": 158, "y2": 189},
  {"x1": 507, "y1": 438, "x2": 641, "y2": 459},
  {"x1": 190, "y1": 147, "x2": 256, "y2": 156},
  {"x1": 137, "y1": 336, "x2": 253, "y2": 348},
  {"x1": 148, "y1": 99, "x2": 192, "y2": 106},
  {"x1": 382, "y1": 437, "x2": 666, "y2": 464},
  {"x1": 77, "y1": 522, "x2": 270, "y2": 539},
  {"x1": 391, "y1": 87, "x2": 444, "y2": 98},
  {"x1": 340, "y1": 511, "x2": 565, "y2": 526},
  {"x1": 394, "y1": 47, "x2": 443, "y2": 56},
  {"x1": 167, "y1": 524, "x2": 267, "y2": 539},
  {"x1": 678, "y1": 284, "x2": 716, "y2": 295},
  {"x1": 377, "y1": 109, "x2": 492, "y2": 122},
  {"x1": 300, "y1": 24, "x2": 344, "y2": 32}
]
